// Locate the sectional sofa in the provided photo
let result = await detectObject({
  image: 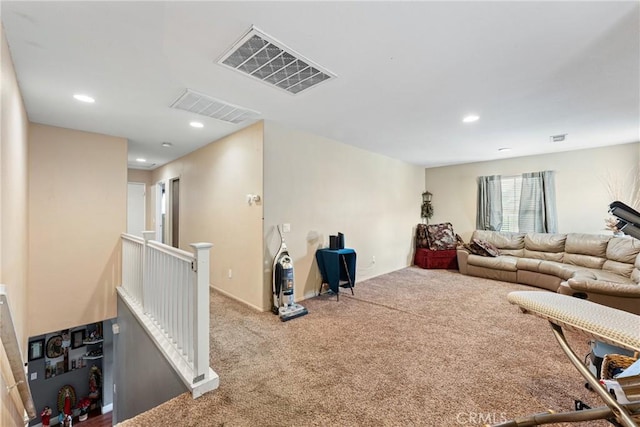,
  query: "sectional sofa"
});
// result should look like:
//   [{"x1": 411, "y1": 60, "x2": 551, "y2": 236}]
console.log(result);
[{"x1": 456, "y1": 230, "x2": 640, "y2": 315}]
